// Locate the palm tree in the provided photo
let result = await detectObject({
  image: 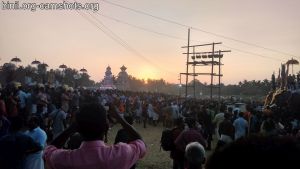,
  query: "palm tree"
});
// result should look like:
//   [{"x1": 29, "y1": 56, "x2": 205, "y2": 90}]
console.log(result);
[
  {"x1": 31, "y1": 59, "x2": 41, "y2": 65},
  {"x1": 11, "y1": 56, "x2": 21, "y2": 67}
]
